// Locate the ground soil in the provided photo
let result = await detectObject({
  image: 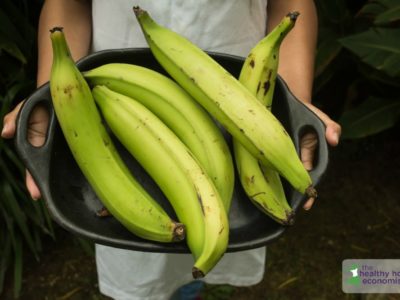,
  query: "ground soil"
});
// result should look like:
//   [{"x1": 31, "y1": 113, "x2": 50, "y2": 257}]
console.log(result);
[{"x1": 3, "y1": 127, "x2": 400, "y2": 300}]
